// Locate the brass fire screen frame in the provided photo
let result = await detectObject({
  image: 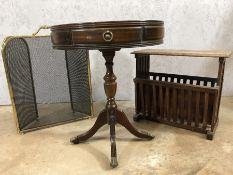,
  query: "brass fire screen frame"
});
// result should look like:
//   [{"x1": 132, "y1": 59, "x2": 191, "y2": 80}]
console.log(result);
[{"x1": 1, "y1": 27, "x2": 93, "y2": 133}]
